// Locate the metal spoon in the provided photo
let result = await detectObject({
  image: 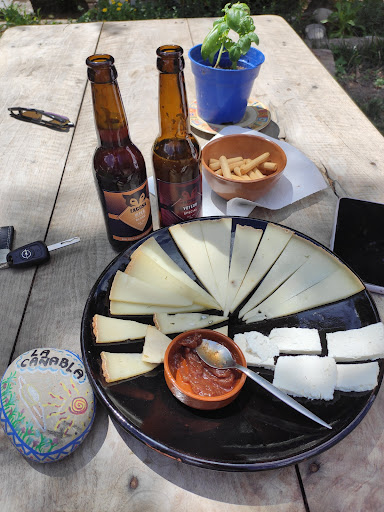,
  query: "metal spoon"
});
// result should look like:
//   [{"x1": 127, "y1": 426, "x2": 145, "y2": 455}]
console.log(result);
[{"x1": 196, "y1": 339, "x2": 332, "y2": 429}]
